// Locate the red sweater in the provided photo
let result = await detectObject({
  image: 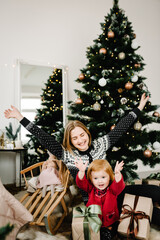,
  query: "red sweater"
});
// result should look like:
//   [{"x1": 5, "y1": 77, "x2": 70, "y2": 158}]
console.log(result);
[{"x1": 76, "y1": 174, "x2": 125, "y2": 227}]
